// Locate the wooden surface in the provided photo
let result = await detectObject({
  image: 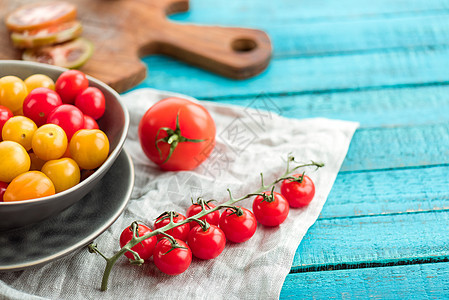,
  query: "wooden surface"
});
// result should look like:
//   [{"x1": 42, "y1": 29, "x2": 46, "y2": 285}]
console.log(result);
[
  {"x1": 0, "y1": 0, "x2": 271, "y2": 93},
  {"x1": 130, "y1": 0, "x2": 449, "y2": 298}
]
